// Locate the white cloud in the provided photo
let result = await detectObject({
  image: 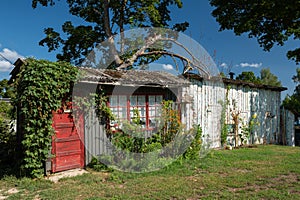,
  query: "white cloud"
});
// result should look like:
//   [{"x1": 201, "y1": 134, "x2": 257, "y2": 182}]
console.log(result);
[
  {"x1": 0, "y1": 48, "x2": 24, "y2": 72},
  {"x1": 162, "y1": 64, "x2": 174, "y2": 70},
  {"x1": 220, "y1": 62, "x2": 228, "y2": 68},
  {"x1": 0, "y1": 60, "x2": 12, "y2": 72},
  {"x1": 239, "y1": 62, "x2": 262, "y2": 68}
]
